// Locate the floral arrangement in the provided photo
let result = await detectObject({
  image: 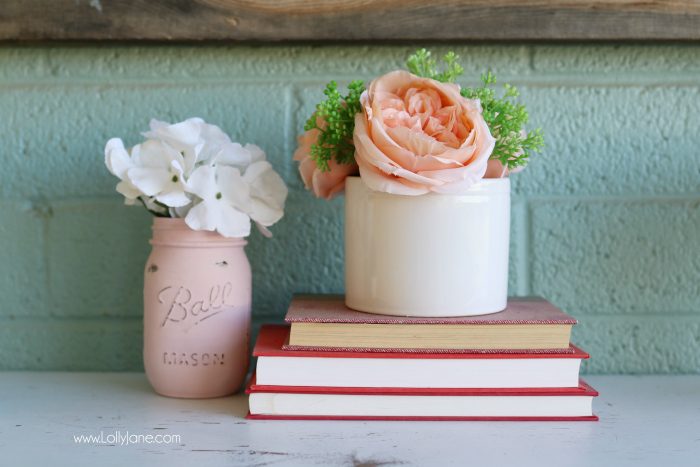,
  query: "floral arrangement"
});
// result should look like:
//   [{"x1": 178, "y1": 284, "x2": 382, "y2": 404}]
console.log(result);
[
  {"x1": 105, "y1": 118, "x2": 288, "y2": 238},
  {"x1": 294, "y1": 49, "x2": 543, "y2": 198}
]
